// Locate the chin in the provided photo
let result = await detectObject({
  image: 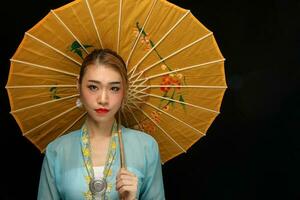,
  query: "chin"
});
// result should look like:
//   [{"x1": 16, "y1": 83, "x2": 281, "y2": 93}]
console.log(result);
[{"x1": 89, "y1": 114, "x2": 115, "y2": 123}]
